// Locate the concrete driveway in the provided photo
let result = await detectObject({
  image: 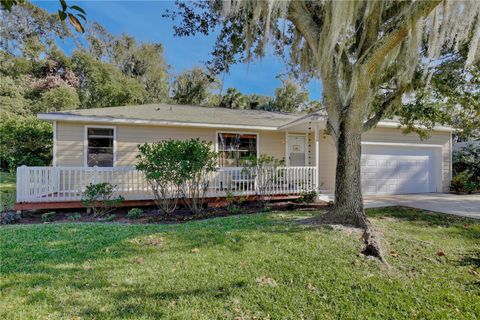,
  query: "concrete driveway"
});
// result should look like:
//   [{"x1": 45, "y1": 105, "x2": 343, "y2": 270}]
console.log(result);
[{"x1": 364, "y1": 193, "x2": 480, "y2": 219}]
